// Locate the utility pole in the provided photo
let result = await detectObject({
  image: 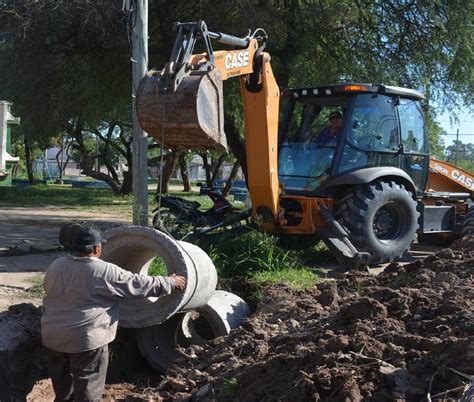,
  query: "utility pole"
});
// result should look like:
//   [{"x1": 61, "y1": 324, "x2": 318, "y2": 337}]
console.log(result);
[
  {"x1": 455, "y1": 128, "x2": 459, "y2": 166},
  {"x1": 131, "y1": 0, "x2": 149, "y2": 226}
]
